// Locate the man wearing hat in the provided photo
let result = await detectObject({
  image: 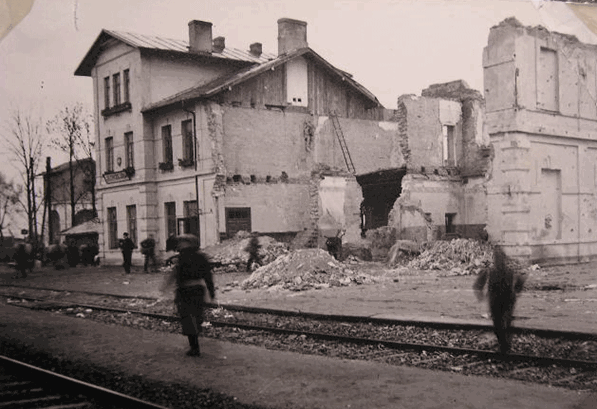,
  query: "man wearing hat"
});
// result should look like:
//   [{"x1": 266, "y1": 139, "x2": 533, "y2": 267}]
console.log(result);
[
  {"x1": 118, "y1": 232, "x2": 135, "y2": 274},
  {"x1": 162, "y1": 234, "x2": 216, "y2": 356}
]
